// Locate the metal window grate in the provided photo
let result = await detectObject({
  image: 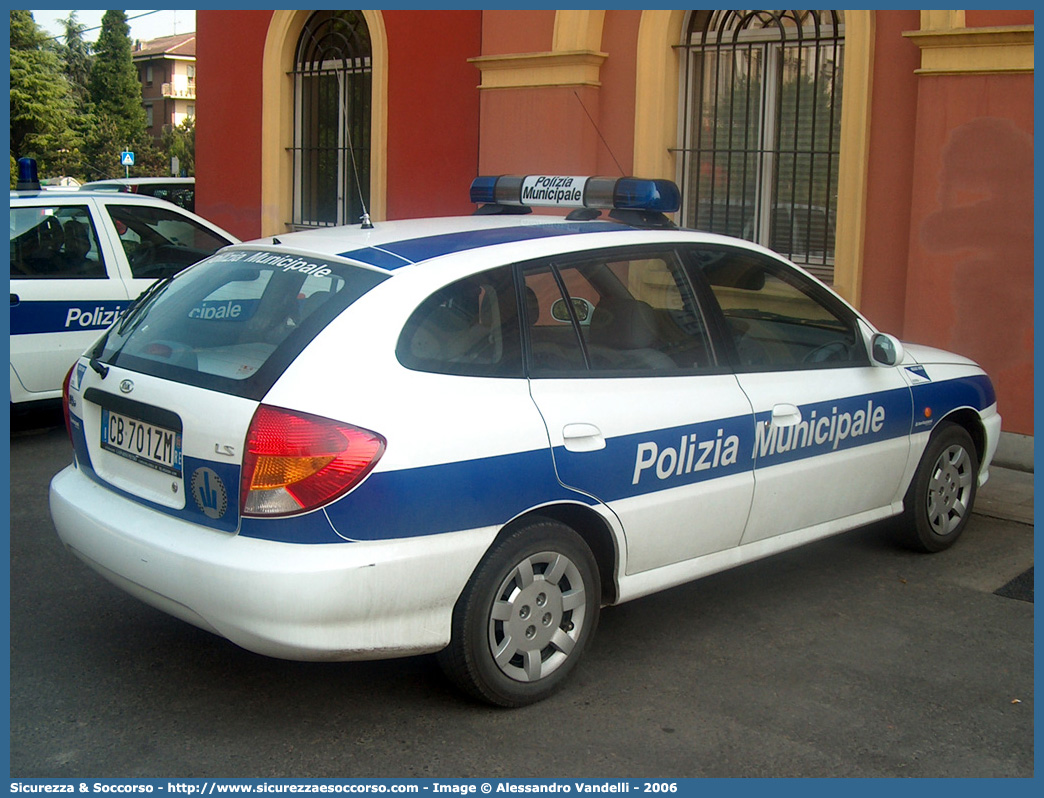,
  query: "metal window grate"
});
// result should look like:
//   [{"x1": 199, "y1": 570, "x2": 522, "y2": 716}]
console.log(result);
[
  {"x1": 677, "y1": 10, "x2": 844, "y2": 282},
  {"x1": 290, "y1": 11, "x2": 372, "y2": 230}
]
